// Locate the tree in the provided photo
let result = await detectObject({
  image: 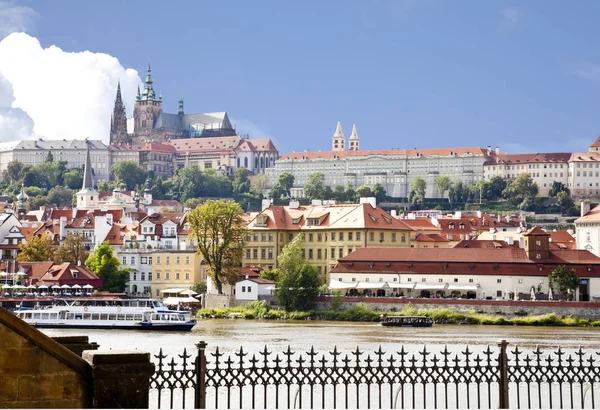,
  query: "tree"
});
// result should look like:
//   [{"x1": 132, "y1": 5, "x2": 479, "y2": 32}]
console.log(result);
[
  {"x1": 187, "y1": 200, "x2": 247, "y2": 294},
  {"x1": 184, "y1": 198, "x2": 204, "y2": 210},
  {"x1": 488, "y1": 176, "x2": 508, "y2": 200},
  {"x1": 47, "y1": 186, "x2": 74, "y2": 208},
  {"x1": 333, "y1": 184, "x2": 346, "y2": 202},
  {"x1": 111, "y1": 161, "x2": 146, "y2": 190},
  {"x1": 355, "y1": 185, "x2": 373, "y2": 198},
  {"x1": 32, "y1": 162, "x2": 61, "y2": 190},
  {"x1": 45, "y1": 151, "x2": 54, "y2": 162},
  {"x1": 556, "y1": 191, "x2": 574, "y2": 210},
  {"x1": 435, "y1": 176, "x2": 452, "y2": 199},
  {"x1": 260, "y1": 268, "x2": 281, "y2": 282},
  {"x1": 85, "y1": 241, "x2": 129, "y2": 293},
  {"x1": 549, "y1": 181, "x2": 569, "y2": 197},
  {"x1": 97, "y1": 180, "x2": 116, "y2": 193},
  {"x1": 54, "y1": 234, "x2": 89, "y2": 265},
  {"x1": 304, "y1": 172, "x2": 325, "y2": 200},
  {"x1": 17, "y1": 235, "x2": 54, "y2": 262},
  {"x1": 274, "y1": 172, "x2": 295, "y2": 198},
  {"x1": 232, "y1": 167, "x2": 250, "y2": 195},
  {"x1": 549, "y1": 265, "x2": 581, "y2": 301},
  {"x1": 2, "y1": 161, "x2": 23, "y2": 183},
  {"x1": 345, "y1": 182, "x2": 356, "y2": 203},
  {"x1": 372, "y1": 183, "x2": 386, "y2": 203},
  {"x1": 191, "y1": 281, "x2": 207, "y2": 295},
  {"x1": 408, "y1": 177, "x2": 426, "y2": 208},
  {"x1": 172, "y1": 165, "x2": 205, "y2": 202},
  {"x1": 275, "y1": 234, "x2": 321, "y2": 311},
  {"x1": 268, "y1": 185, "x2": 286, "y2": 199},
  {"x1": 249, "y1": 174, "x2": 268, "y2": 197},
  {"x1": 503, "y1": 173, "x2": 538, "y2": 202},
  {"x1": 63, "y1": 169, "x2": 83, "y2": 190}
]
